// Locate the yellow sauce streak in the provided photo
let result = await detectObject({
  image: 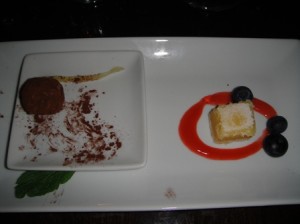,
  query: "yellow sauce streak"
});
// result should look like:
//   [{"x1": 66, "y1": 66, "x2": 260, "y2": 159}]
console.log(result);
[{"x1": 52, "y1": 66, "x2": 124, "y2": 83}]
